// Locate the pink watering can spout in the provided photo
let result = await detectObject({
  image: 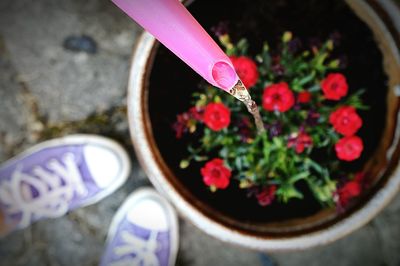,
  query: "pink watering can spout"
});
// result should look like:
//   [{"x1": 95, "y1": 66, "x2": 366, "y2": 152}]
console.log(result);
[{"x1": 111, "y1": 0, "x2": 239, "y2": 91}]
